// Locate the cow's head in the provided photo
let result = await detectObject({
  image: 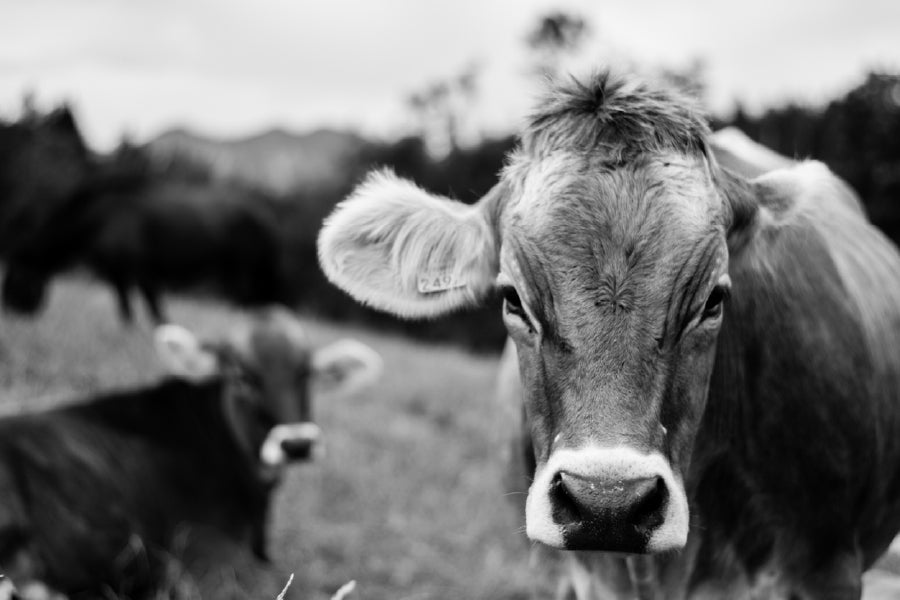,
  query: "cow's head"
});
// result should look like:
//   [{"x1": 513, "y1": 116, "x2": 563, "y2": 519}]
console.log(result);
[
  {"x1": 317, "y1": 72, "x2": 746, "y2": 553},
  {"x1": 154, "y1": 307, "x2": 382, "y2": 476}
]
